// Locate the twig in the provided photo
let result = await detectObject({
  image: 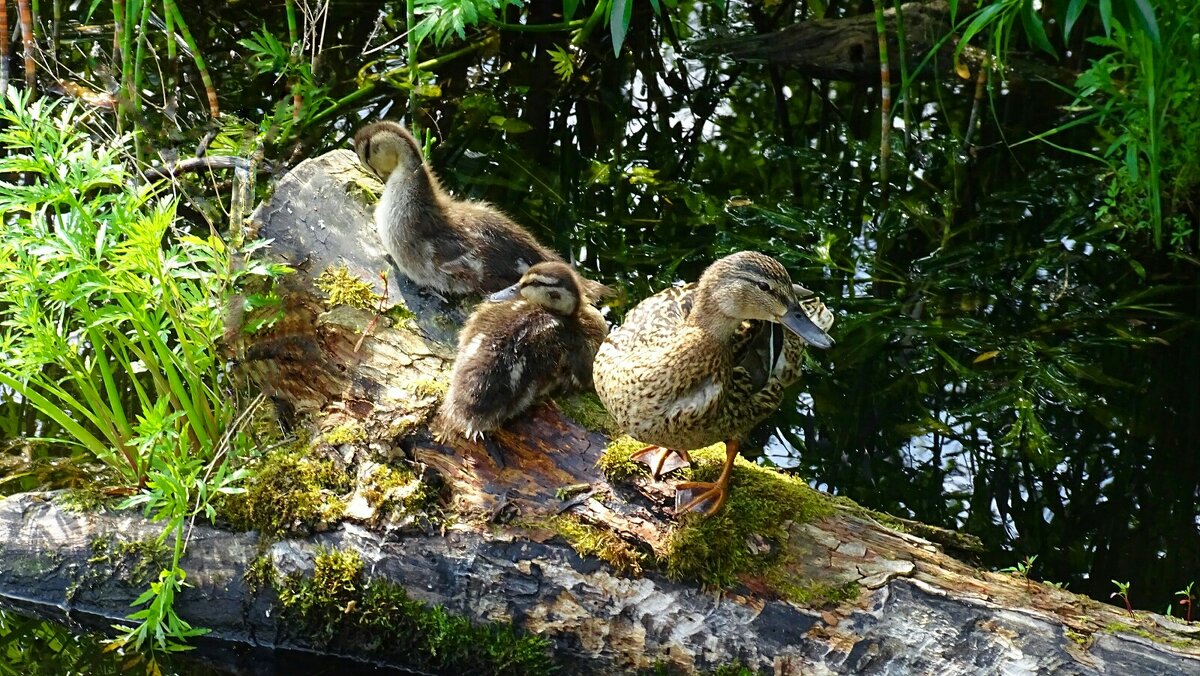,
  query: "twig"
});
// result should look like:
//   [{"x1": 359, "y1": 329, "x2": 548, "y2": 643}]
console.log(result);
[{"x1": 141, "y1": 156, "x2": 275, "y2": 181}]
